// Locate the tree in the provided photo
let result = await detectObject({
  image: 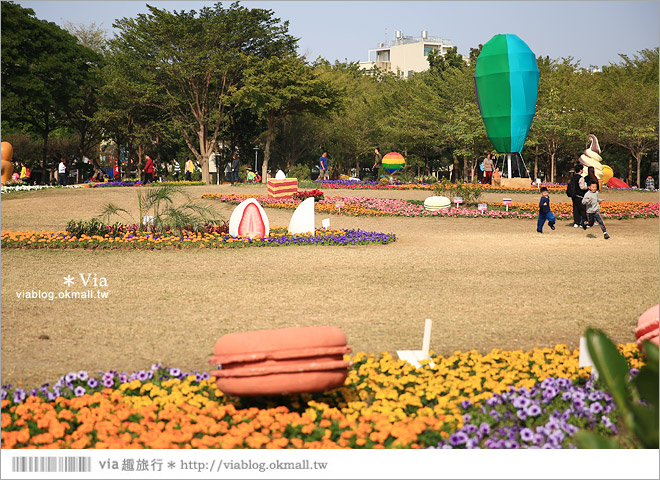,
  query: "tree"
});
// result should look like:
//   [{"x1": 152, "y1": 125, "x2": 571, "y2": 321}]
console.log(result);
[
  {"x1": 237, "y1": 54, "x2": 341, "y2": 183},
  {"x1": 427, "y1": 46, "x2": 465, "y2": 74},
  {"x1": 596, "y1": 49, "x2": 659, "y2": 186},
  {"x1": 1, "y1": 2, "x2": 102, "y2": 183},
  {"x1": 108, "y1": 2, "x2": 297, "y2": 183},
  {"x1": 528, "y1": 58, "x2": 583, "y2": 182}
]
